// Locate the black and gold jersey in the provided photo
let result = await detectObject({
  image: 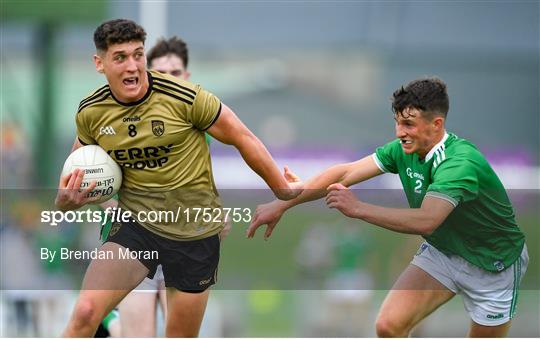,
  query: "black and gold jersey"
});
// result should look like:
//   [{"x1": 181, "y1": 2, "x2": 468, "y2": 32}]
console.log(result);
[{"x1": 76, "y1": 70, "x2": 223, "y2": 240}]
